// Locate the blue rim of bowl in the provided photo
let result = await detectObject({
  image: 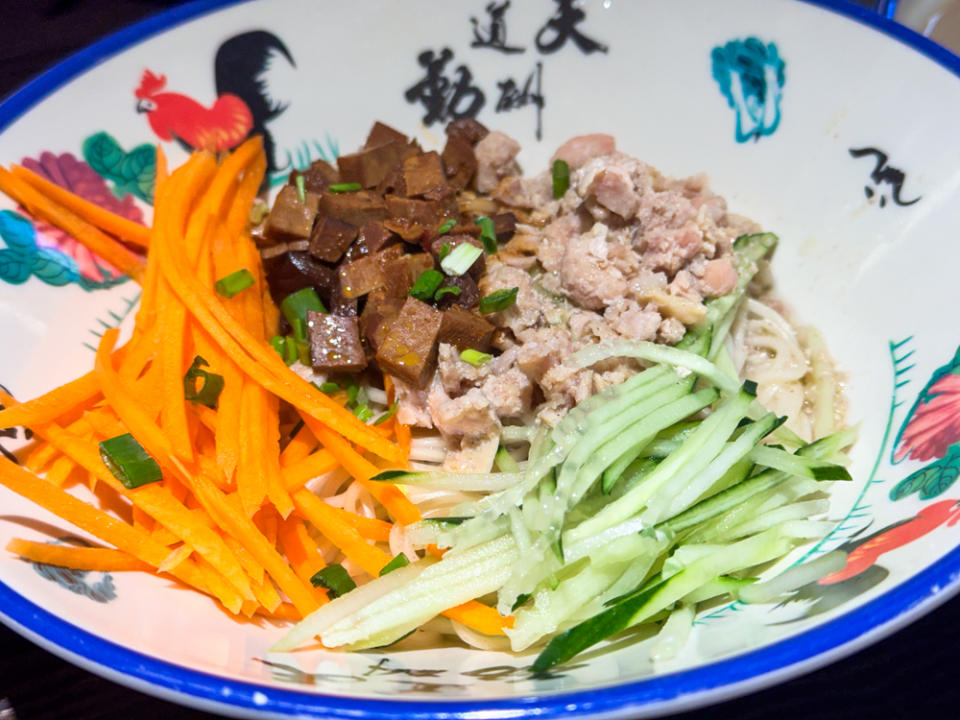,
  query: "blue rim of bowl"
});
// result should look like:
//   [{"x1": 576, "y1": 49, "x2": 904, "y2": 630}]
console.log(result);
[{"x1": 2, "y1": 0, "x2": 960, "y2": 717}]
